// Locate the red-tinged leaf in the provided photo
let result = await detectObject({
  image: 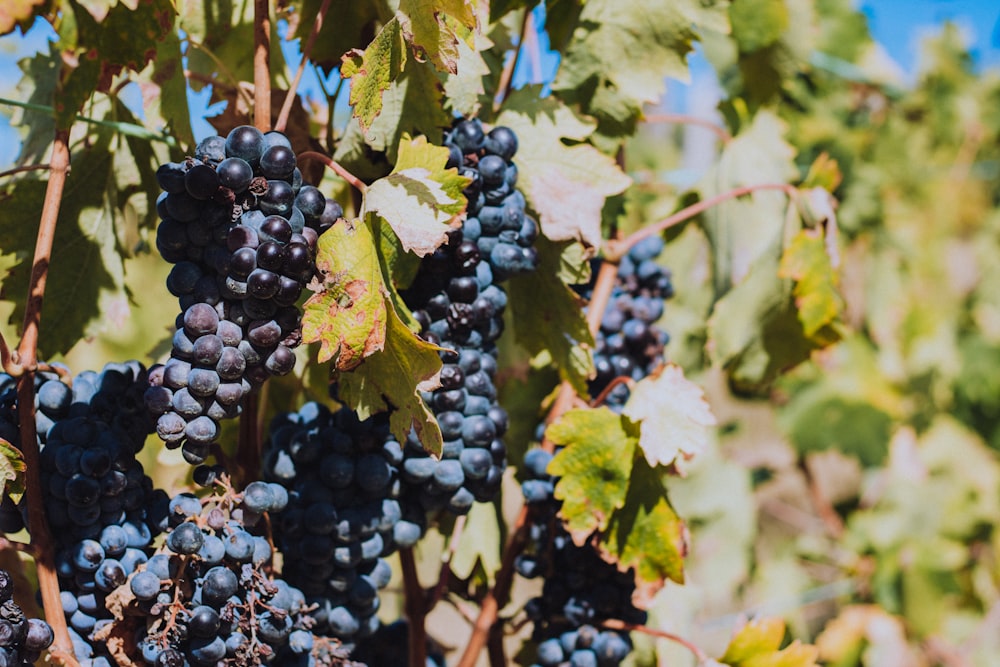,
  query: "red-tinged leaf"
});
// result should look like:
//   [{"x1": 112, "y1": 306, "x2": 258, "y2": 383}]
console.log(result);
[
  {"x1": 302, "y1": 219, "x2": 388, "y2": 371},
  {"x1": 342, "y1": 17, "x2": 408, "y2": 131}
]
